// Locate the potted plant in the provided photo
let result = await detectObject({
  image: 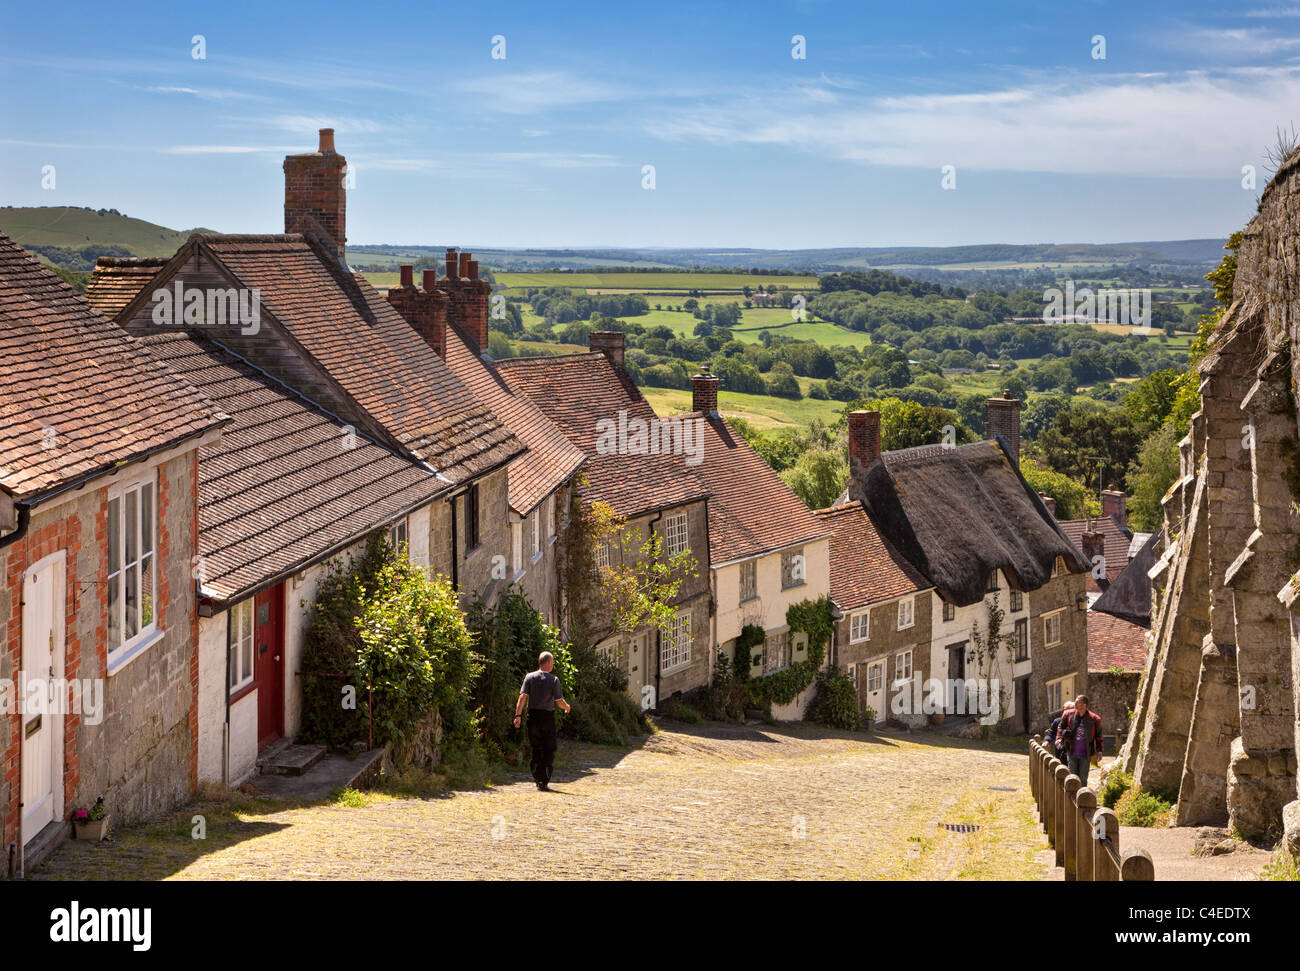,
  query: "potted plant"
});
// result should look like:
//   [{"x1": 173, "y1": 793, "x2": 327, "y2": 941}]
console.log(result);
[{"x1": 72, "y1": 797, "x2": 108, "y2": 841}]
